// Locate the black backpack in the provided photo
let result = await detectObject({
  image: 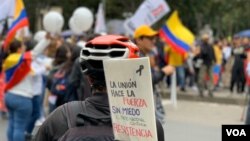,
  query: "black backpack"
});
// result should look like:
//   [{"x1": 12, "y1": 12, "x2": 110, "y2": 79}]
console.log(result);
[{"x1": 58, "y1": 101, "x2": 115, "y2": 141}]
